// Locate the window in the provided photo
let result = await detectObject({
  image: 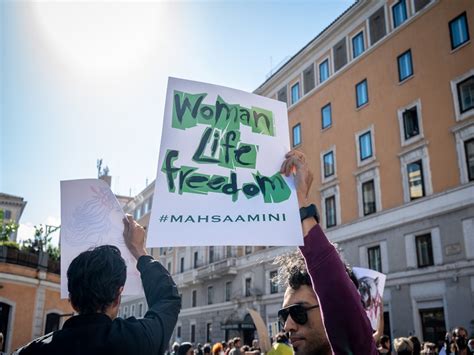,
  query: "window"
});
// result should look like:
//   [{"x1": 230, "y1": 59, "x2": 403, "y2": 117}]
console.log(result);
[
  {"x1": 407, "y1": 160, "x2": 425, "y2": 199},
  {"x1": 419, "y1": 308, "x2": 446, "y2": 344},
  {"x1": 207, "y1": 286, "x2": 214, "y2": 305},
  {"x1": 321, "y1": 103, "x2": 332, "y2": 129},
  {"x1": 397, "y1": 50, "x2": 413, "y2": 82},
  {"x1": 176, "y1": 325, "x2": 181, "y2": 339},
  {"x1": 123, "y1": 306, "x2": 128, "y2": 318},
  {"x1": 303, "y1": 64, "x2": 315, "y2": 94},
  {"x1": 449, "y1": 12, "x2": 470, "y2": 50},
  {"x1": 130, "y1": 304, "x2": 135, "y2": 317},
  {"x1": 3, "y1": 210, "x2": 12, "y2": 220},
  {"x1": 319, "y1": 59, "x2": 329, "y2": 83},
  {"x1": 359, "y1": 131, "x2": 373, "y2": 161},
  {"x1": 369, "y1": 6, "x2": 387, "y2": 45},
  {"x1": 457, "y1": 75, "x2": 474, "y2": 114},
  {"x1": 416, "y1": 233, "x2": 434, "y2": 267},
  {"x1": 414, "y1": 0, "x2": 430, "y2": 12},
  {"x1": 356, "y1": 79, "x2": 368, "y2": 108},
  {"x1": 392, "y1": 0, "x2": 407, "y2": 29},
  {"x1": 192, "y1": 290, "x2": 197, "y2": 307},
  {"x1": 194, "y1": 251, "x2": 199, "y2": 268},
  {"x1": 44, "y1": 313, "x2": 60, "y2": 334},
  {"x1": 191, "y1": 324, "x2": 196, "y2": 343},
  {"x1": 325, "y1": 196, "x2": 336, "y2": 228},
  {"x1": 293, "y1": 124, "x2": 301, "y2": 147},
  {"x1": 367, "y1": 246, "x2": 382, "y2": 272},
  {"x1": 209, "y1": 246, "x2": 215, "y2": 263},
  {"x1": 245, "y1": 278, "x2": 252, "y2": 297},
  {"x1": 226, "y1": 246, "x2": 232, "y2": 257},
  {"x1": 180, "y1": 257, "x2": 184, "y2": 273},
  {"x1": 352, "y1": 31, "x2": 365, "y2": 58},
  {"x1": 402, "y1": 106, "x2": 420, "y2": 139},
  {"x1": 225, "y1": 281, "x2": 232, "y2": 302},
  {"x1": 323, "y1": 151, "x2": 335, "y2": 178},
  {"x1": 362, "y1": 180, "x2": 376, "y2": 216},
  {"x1": 277, "y1": 86, "x2": 287, "y2": 104},
  {"x1": 206, "y1": 322, "x2": 212, "y2": 343},
  {"x1": 270, "y1": 270, "x2": 278, "y2": 294},
  {"x1": 333, "y1": 38, "x2": 347, "y2": 72},
  {"x1": 291, "y1": 83, "x2": 300, "y2": 104},
  {"x1": 465, "y1": 138, "x2": 474, "y2": 181},
  {"x1": 138, "y1": 303, "x2": 143, "y2": 317},
  {"x1": 245, "y1": 246, "x2": 252, "y2": 255},
  {"x1": 167, "y1": 262, "x2": 172, "y2": 273}
]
